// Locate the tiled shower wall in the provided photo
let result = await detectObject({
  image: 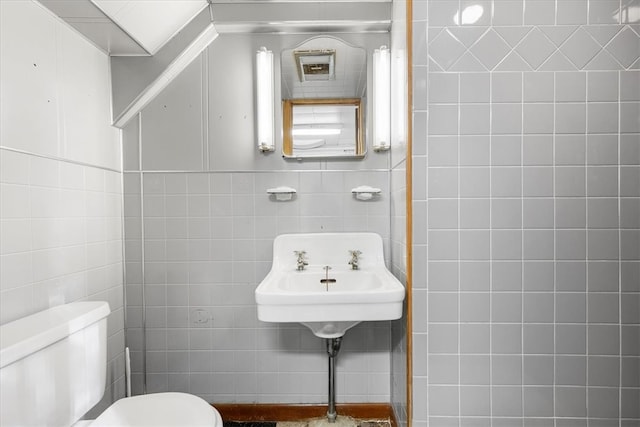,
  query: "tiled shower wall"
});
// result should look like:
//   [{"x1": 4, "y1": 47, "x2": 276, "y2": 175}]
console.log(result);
[
  {"x1": 412, "y1": 0, "x2": 640, "y2": 426},
  {"x1": 122, "y1": 32, "x2": 399, "y2": 403},
  {"x1": 0, "y1": 0, "x2": 125, "y2": 415}
]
